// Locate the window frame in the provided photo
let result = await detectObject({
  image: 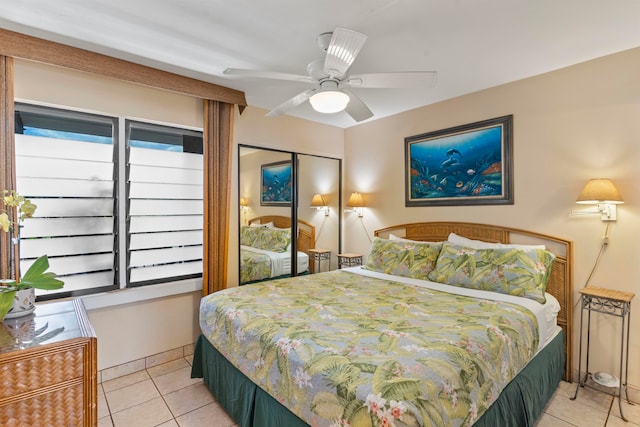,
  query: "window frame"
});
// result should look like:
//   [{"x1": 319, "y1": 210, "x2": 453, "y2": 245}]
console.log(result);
[{"x1": 13, "y1": 102, "x2": 204, "y2": 301}]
